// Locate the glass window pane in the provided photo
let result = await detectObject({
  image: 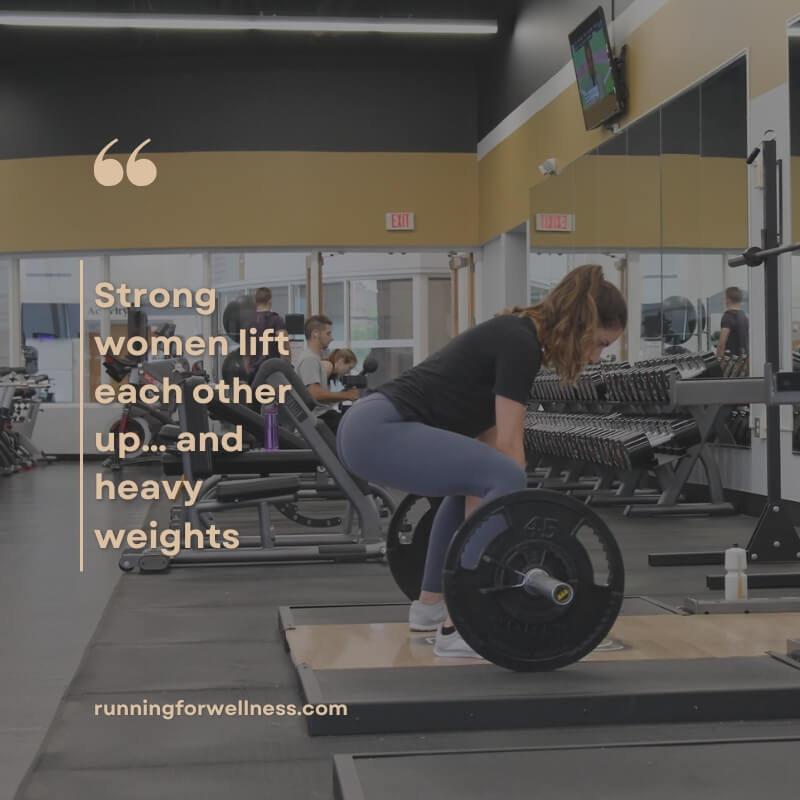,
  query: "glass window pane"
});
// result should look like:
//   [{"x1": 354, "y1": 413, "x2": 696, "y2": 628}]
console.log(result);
[
  {"x1": 350, "y1": 279, "x2": 412, "y2": 340},
  {"x1": 349, "y1": 346, "x2": 413, "y2": 387},
  {"x1": 242, "y1": 252, "x2": 306, "y2": 283},
  {"x1": 529, "y1": 253, "x2": 569, "y2": 303},
  {"x1": 628, "y1": 109, "x2": 660, "y2": 156},
  {"x1": 210, "y1": 252, "x2": 241, "y2": 285},
  {"x1": 661, "y1": 86, "x2": 700, "y2": 155},
  {"x1": 110, "y1": 253, "x2": 206, "y2": 343},
  {"x1": 268, "y1": 286, "x2": 289, "y2": 318},
  {"x1": 292, "y1": 284, "x2": 307, "y2": 317},
  {"x1": 700, "y1": 56, "x2": 747, "y2": 158},
  {"x1": 21, "y1": 257, "x2": 82, "y2": 402},
  {"x1": 323, "y1": 282, "x2": 345, "y2": 342},
  {"x1": 638, "y1": 253, "x2": 664, "y2": 359}
]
